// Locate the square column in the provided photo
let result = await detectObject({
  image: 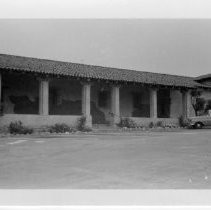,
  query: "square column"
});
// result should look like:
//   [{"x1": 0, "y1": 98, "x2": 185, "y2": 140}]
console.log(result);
[
  {"x1": 0, "y1": 73, "x2": 2, "y2": 114},
  {"x1": 82, "y1": 82, "x2": 92, "y2": 127},
  {"x1": 39, "y1": 79, "x2": 49, "y2": 115},
  {"x1": 182, "y1": 90, "x2": 191, "y2": 119},
  {"x1": 111, "y1": 85, "x2": 120, "y2": 125},
  {"x1": 0, "y1": 73, "x2": 2, "y2": 103},
  {"x1": 150, "y1": 88, "x2": 158, "y2": 118}
]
